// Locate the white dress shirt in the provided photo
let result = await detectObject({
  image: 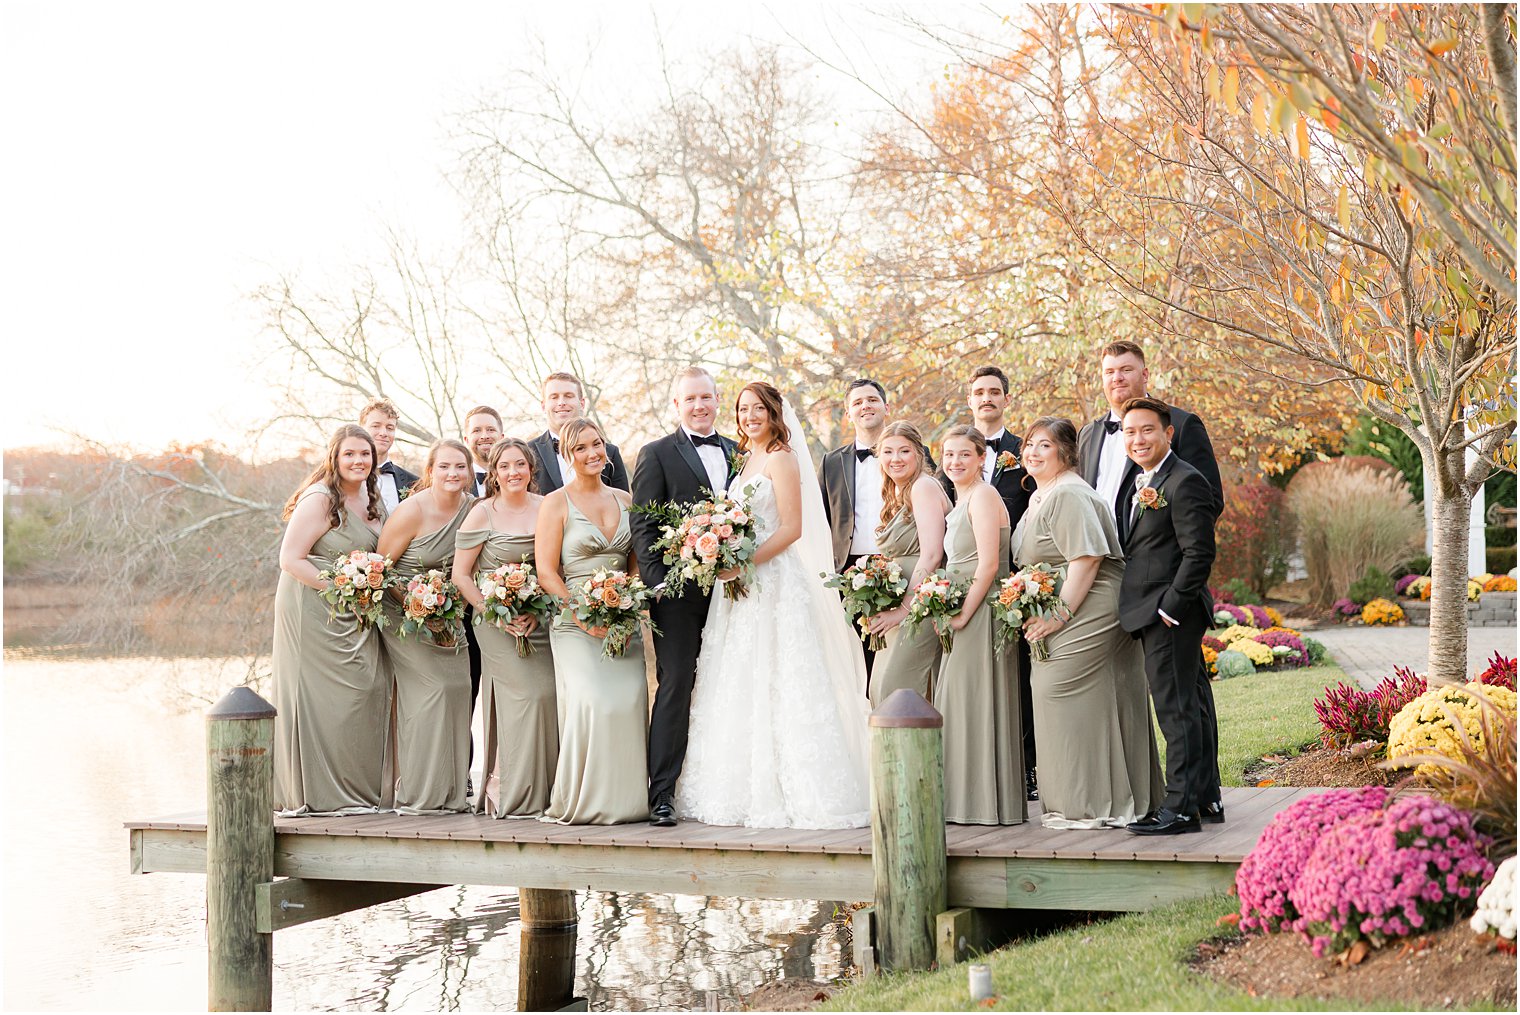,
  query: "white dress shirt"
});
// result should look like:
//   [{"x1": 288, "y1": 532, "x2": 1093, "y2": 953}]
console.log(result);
[
  {"x1": 376, "y1": 464, "x2": 400, "y2": 512},
  {"x1": 981, "y1": 427, "x2": 1008, "y2": 482},
  {"x1": 1094, "y1": 411, "x2": 1130, "y2": 520},
  {"x1": 683, "y1": 427, "x2": 728, "y2": 493},
  {"x1": 850, "y1": 444, "x2": 883, "y2": 555}
]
